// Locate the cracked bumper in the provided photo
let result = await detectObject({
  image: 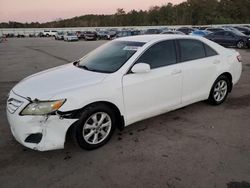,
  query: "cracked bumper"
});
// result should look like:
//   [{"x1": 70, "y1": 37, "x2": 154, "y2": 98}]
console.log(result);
[{"x1": 6, "y1": 91, "x2": 78, "y2": 151}]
